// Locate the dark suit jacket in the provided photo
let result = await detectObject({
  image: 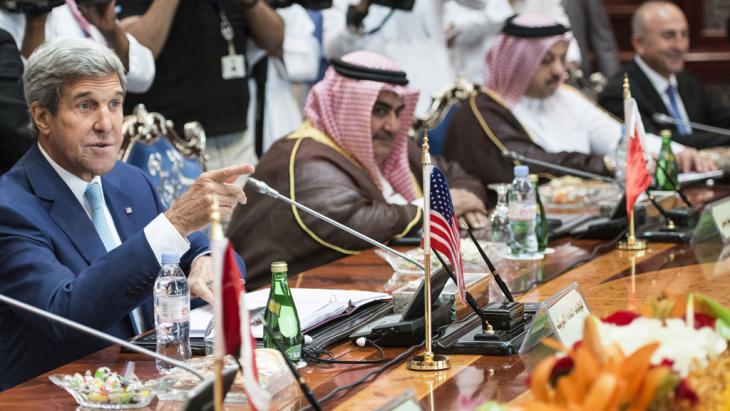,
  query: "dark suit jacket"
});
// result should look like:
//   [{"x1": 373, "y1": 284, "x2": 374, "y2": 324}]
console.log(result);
[
  {"x1": 598, "y1": 60, "x2": 730, "y2": 149},
  {"x1": 0, "y1": 28, "x2": 33, "y2": 174},
  {"x1": 563, "y1": 0, "x2": 620, "y2": 77},
  {"x1": 0, "y1": 145, "x2": 209, "y2": 389}
]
